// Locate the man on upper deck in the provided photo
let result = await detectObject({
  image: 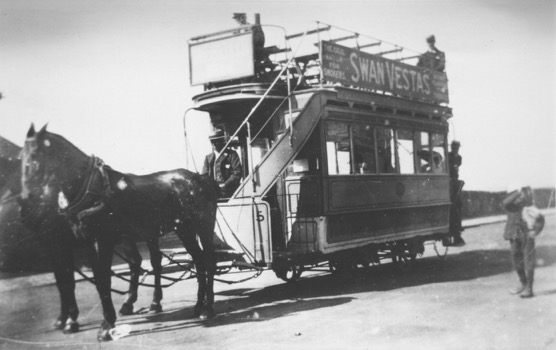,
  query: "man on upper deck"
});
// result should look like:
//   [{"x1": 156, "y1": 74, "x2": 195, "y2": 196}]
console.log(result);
[
  {"x1": 417, "y1": 35, "x2": 446, "y2": 72},
  {"x1": 233, "y1": 13, "x2": 270, "y2": 72}
]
